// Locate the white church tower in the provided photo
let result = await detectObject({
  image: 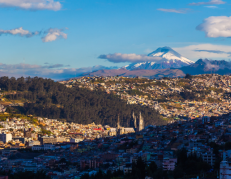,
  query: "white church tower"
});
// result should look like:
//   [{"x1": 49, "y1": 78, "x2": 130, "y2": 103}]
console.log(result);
[{"x1": 138, "y1": 112, "x2": 144, "y2": 132}]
